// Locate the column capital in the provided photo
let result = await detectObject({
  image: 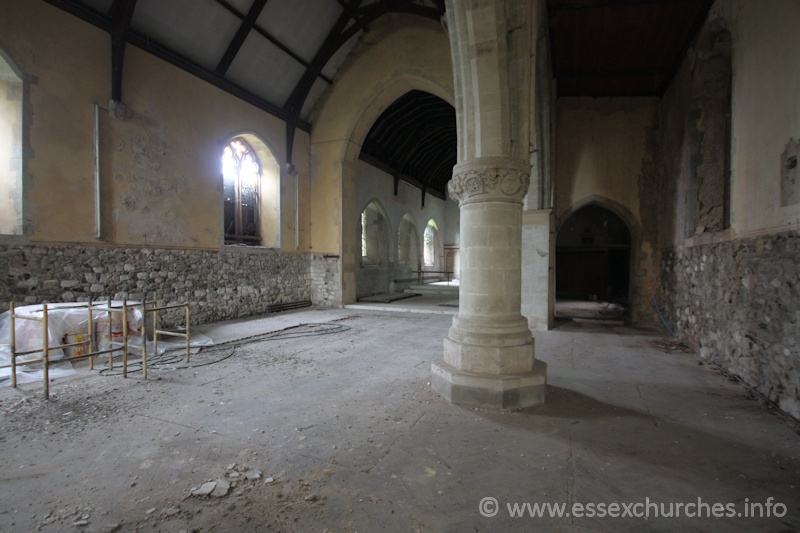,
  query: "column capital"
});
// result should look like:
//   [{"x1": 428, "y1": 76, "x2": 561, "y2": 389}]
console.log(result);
[{"x1": 447, "y1": 156, "x2": 531, "y2": 206}]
